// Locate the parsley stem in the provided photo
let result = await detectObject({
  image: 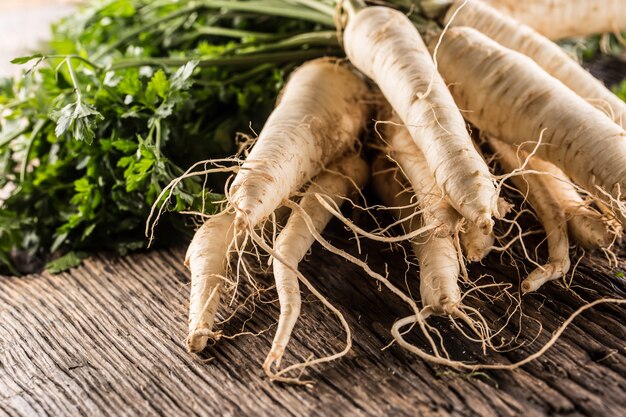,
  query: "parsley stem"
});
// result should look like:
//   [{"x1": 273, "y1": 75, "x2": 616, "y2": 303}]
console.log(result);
[
  {"x1": 285, "y1": 0, "x2": 337, "y2": 17},
  {"x1": 44, "y1": 55, "x2": 101, "y2": 70},
  {"x1": 65, "y1": 58, "x2": 83, "y2": 102},
  {"x1": 343, "y1": 0, "x2": 366, "y2": 18},
  {"x1": 238, "y1": 31, "x2": 338, "y2": 54},
  {"x1": 108, "y1": 49, "x2": 340, "y2": 71},
  {"x1": 198, "y1": 0, "x2": 334, "y2": 25},
  {"x1": 176, "y1": 26, "x2": 279, "y2": 45},
  {"x1": 92, "y1": 6, "x2": 198, "y2": 61},
  {"x1": 193, "y1": 62, "x2": 275, "y2": 86},
  {"x1": 93, "y1": 1, "x2": 334, "y2": 61},
  {"x1": 153, "y1": 119, "x2": 162, "y2": 159}
]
